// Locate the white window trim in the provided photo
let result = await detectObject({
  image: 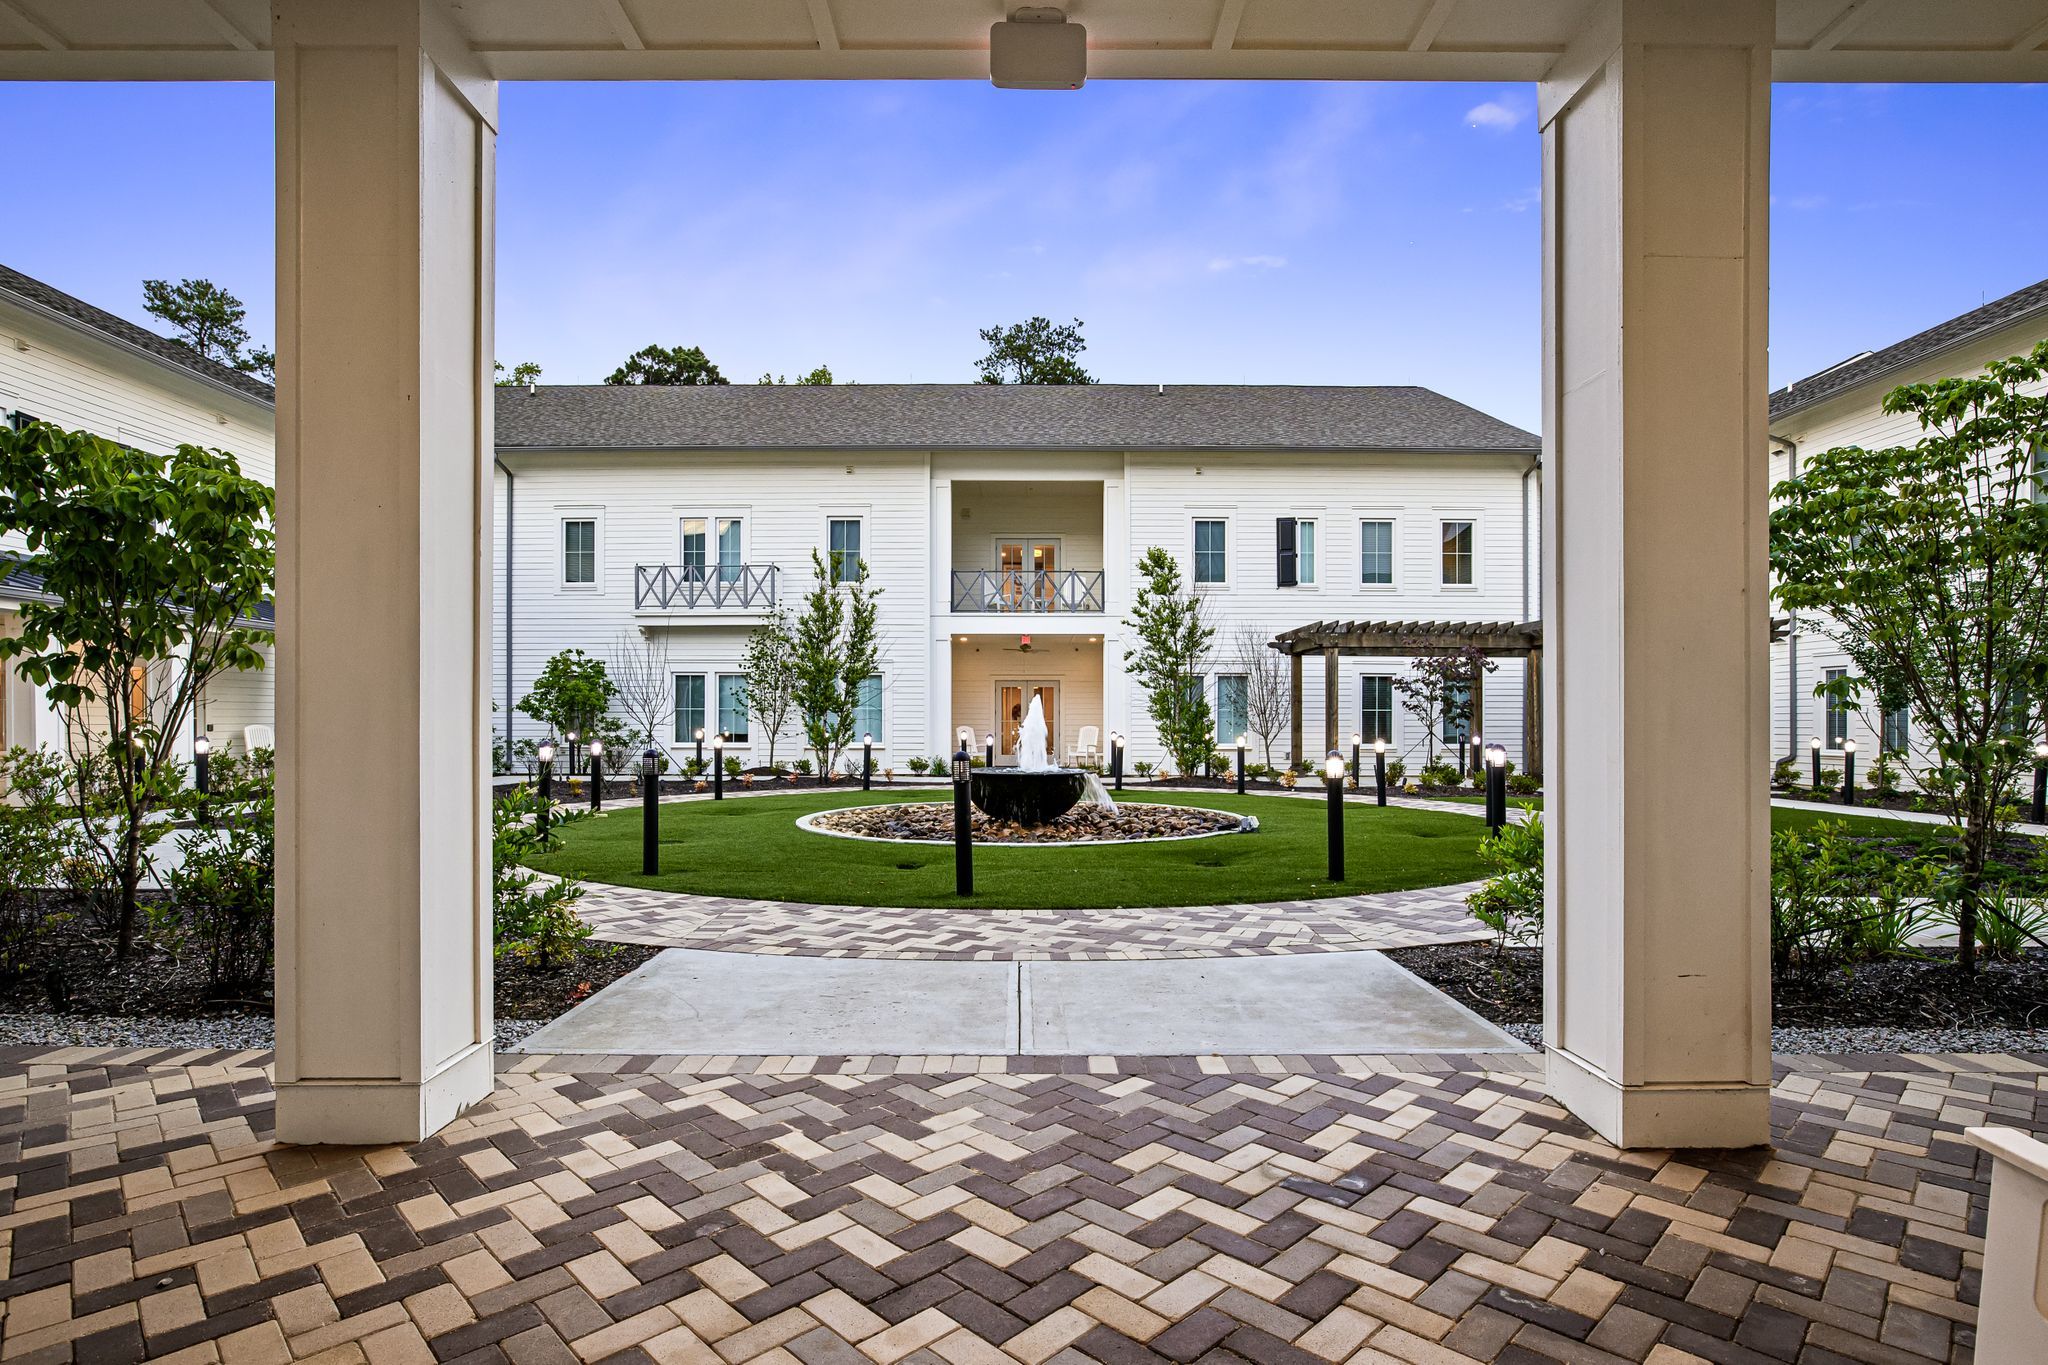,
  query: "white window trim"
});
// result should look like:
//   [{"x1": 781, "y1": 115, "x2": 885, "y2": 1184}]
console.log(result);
[
  {"x1": 823, "y1": 509, "x2": 869, "y2": 582},
  {"x1": 1214, "y1": 673, "x2": 1250, "y2": 743},
  {"x1": 1356, "y1": 512, "x2": 1401, "y2": 592},
  {"x1": 672, "y1": 671, "x2": 708, "y2": 745},
  {"x1": 558, "y1": 508, "x2": 604, "y2": 595},
  {"x1": 1190, "y1": 514, "x2": 1232, "y2": 591},
  {"x1": 856, "y1": 672, "x2": 886, "y2": 745},
  {"x1": 1437, "y1": 512, "x2": 1480, "y2": 591},
  {"x1": 714, "y1": 671, "x2": 753, "y2": 746},
  {"x1": 1359, "y1": 673, "x2": 1396, "y2": 745},
  {"x1": 676, "y1": 509, "x2": 752, "y2": 570},
  {"x1": 1288, "y1": 515, "x2": 1321, "y2": 591}
]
